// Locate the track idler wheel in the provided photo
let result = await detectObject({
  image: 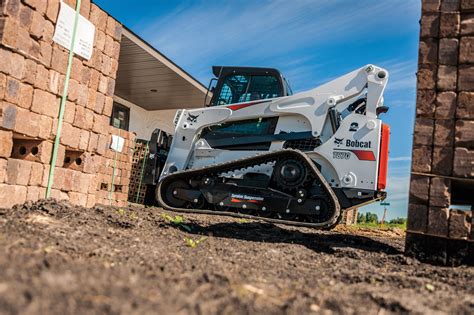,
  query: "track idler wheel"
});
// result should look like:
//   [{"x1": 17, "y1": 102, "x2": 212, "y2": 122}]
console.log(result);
[
  {"x1": 161, "y1": 180, "x2": 189, "y2": 208},
  {"x1": 272, "y1": 159, "x2": 308, "y2": 191}
]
